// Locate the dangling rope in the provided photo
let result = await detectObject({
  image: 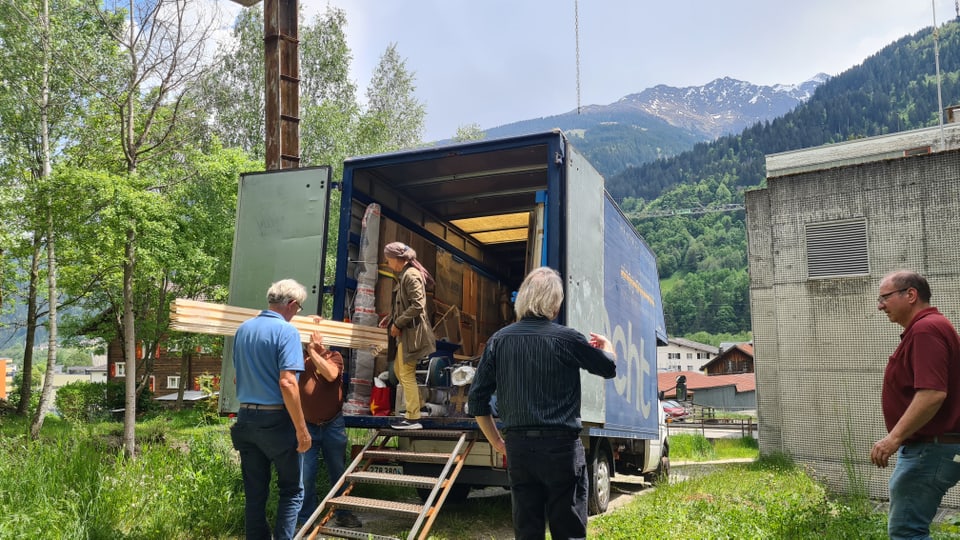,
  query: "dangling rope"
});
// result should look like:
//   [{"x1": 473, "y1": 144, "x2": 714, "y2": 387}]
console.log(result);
[{"x1": 575, "y1": 0, "x2": 581, "y2": 115}]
